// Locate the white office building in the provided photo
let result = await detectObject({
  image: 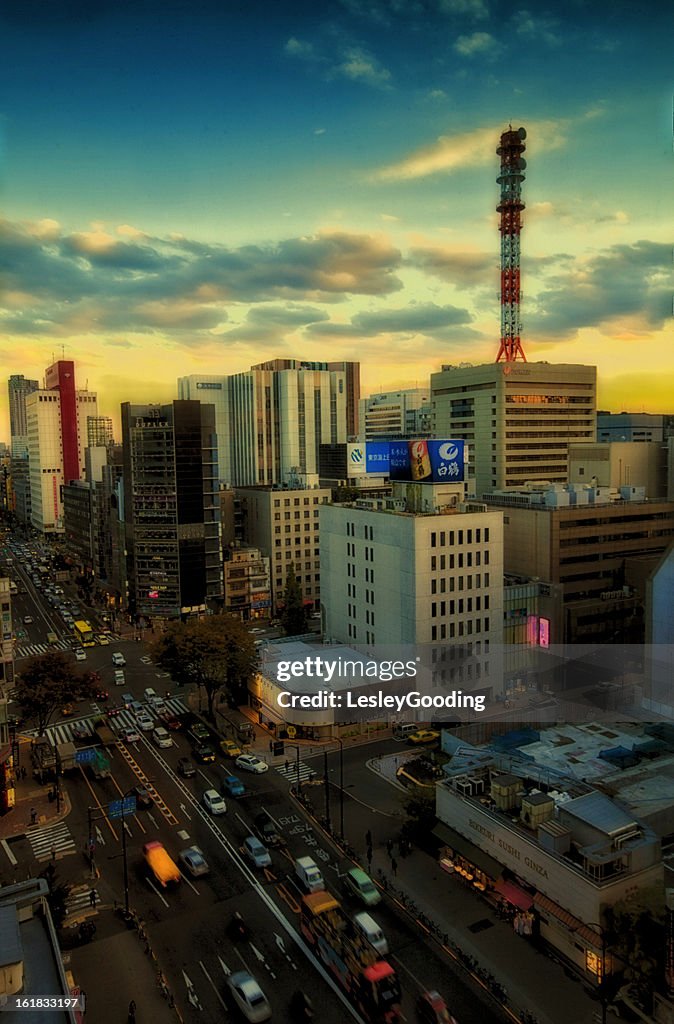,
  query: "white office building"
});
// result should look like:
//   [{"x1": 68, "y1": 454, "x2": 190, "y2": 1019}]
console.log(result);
[{"x1": 359, "y1": 388, "x2": 431, "y2": 441}]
